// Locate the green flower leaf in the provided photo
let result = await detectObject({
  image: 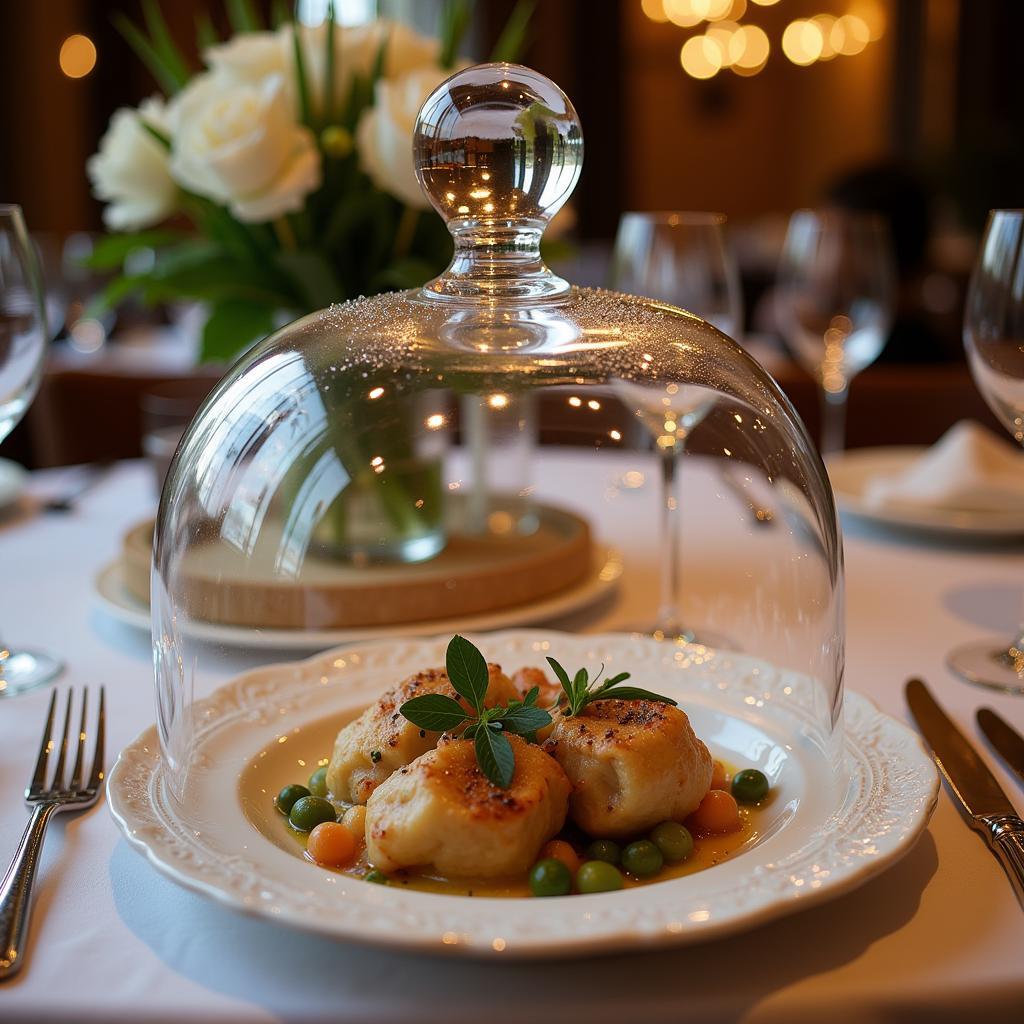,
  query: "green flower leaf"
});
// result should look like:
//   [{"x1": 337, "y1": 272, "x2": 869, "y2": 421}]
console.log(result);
[
  {"x1": 226, "y1": 0, "x2": 262, "y2": 33},
  {"x1": 490, "y1": 0, "x2": 536, "y2": 63},
  {"x1": 200, "y1": 300, "x2": 275, "y2": 364},
  {"x1": 446, "y1": 634, "x2": 489, "y2": 715},
  {"x1": 398, "y1": 694, "x2": 470, "y2": 733},
  {"x1": 81, "y1": 231, "x2": 184, "y2": 270},
  {"x1": 475, "y1": 724, "x2": 515, "y2": 789}
]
